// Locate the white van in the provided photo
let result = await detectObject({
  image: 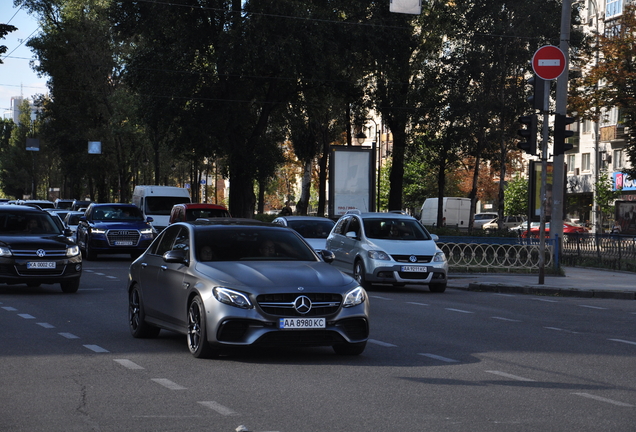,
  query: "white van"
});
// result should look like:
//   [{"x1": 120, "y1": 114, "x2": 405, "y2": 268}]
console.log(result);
[
  {"x1": 420, "y1": 197, "x2": 470, "y2": 228},
  {"x1": 132, "y1": 185, "x2": 191, "y2": 232}
]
